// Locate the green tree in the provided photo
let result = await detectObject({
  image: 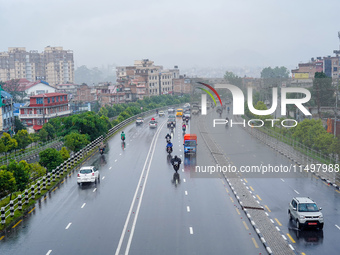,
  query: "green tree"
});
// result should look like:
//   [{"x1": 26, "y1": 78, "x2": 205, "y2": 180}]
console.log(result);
[
  {"x1": 39, "y1": 148, "x2": 64, "y2": 172},
  {"x1": 0, "y1": 132, "x2": 18, "y2": 156},
  {"x1": 224, "y1": 71, "x2": 242, "y2": 87},
  {"x1": 313, "y1": 132, "x2": 334, "y2": 155},
  {"x1": 8, "y1": 160, "x2": 31, "y2": 191},
  {"x1": 98, "y1": 107, "x2": 109, "y2": 117},
  {"x1": 245, "y1": 101, "x2": 273, "y2": 127},
  {"x1": 291, "y1": 119, "x2": 326, "y2": 148},
  {"x1": 92, "y1": 101, "x2": 101, "y2": 113},
  {"x1": 0, "y1": 140, "x2": 6, "y2": 155},
  {"x1": 312, "y1": 72, "x2": 334, "y2": 118},
  {"x1": 60, "y1": 146, "x2": 70, "y2": 161},
  {"x1": 42, "y1": 123, "x2": 56, "y2": 140},
  {"x1": 0, "y1": 169, "x2": 16, "y2": 199},
  {"x1": 62, "y1": 112, "x2": 108, "y2": 141},
  {"x1": 29, "y1": 162, "x2": 46, "y2": 182},
  {"x1": 261, "y1": 66, "x2": 289, "y2": 78},
  {"x1": 14, "y1": 116, "x2": 26, "y2": 133},
  {"x1": 13, "y1": 129, "x2": 33, "y2": 151},
  {"x1": 64, "y1": 132, "x2": 90, "y2": 152},
  {"x1": 38, "y1": 129, "x2": 48, "y2": 142},
  {"x1": 105, "y1": 105, "x2": 115, "y2": 118}
]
